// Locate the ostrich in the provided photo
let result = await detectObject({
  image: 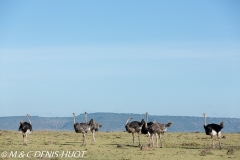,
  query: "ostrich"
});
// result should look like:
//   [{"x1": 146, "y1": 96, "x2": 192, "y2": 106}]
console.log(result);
[
  {"x1": 141, "y1": 112, "x2": 155, "y2": 135},
  {"x1": 84, "y1": 112, "x2": 102, "y2": 143},
  {"x1": 140, "y1": 112, "x2": 155, "y2": 145},
  {"x1": 73, "y1": 113, "x2": 92, "y2": 145},
  {"x1": 203, "y1": 113, "x2": 224, "y2": 149},
  {"x1": 18, "y1": 114, "x2": 32, "y2": 146},
  {"x1": 148, "y1": 112, "x2": 172, "y2": 148},
  {"x1": 89, "y1": 119, "x2": 102, "y2": 144},
  {"x1": 125, "y1": 116, "x2": 145, "y2": 146}
]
